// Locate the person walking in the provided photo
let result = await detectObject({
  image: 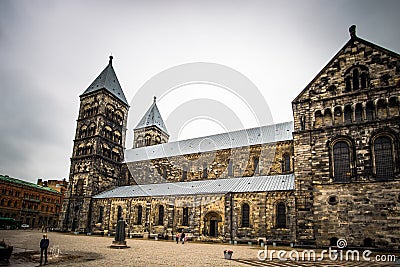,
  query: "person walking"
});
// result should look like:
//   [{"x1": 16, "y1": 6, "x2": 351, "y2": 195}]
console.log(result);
[
  {"x1": 181, "y1": 231, "x2": 186, "y2": 244},
  {"x1": 39, "y1": 234, "x2": 49, "y2": 265},
  {"x1": 175, "y1": 232, "x2": 180, "y2": 244}
]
